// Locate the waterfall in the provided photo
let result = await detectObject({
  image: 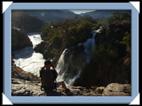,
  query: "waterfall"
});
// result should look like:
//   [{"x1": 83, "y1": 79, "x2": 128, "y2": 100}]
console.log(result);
[
  {"x1": 83, "y1": 26, "x2": 102, "y2": 63},
  {"x1": 28, "y1": 34, "x2": 43, "y2": 48},
  {"x1": 13, "y1": 34, "x2": 45, "y2": 76},
  {"x1": 55, "y1": 48, "x2": 86, "y2": 85},
  {"x1": 55, "y1": 27, "x2": 102, "y2": 85},
  {"x1": 55, "y1": 49, "x2": 68, "y2": 83},
  {"x1": 83, "y1": 31, "x2": 96, "y2": 63},
  {"x1": 55, "y1": 49, "x2": 67, "y2": 74}
]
